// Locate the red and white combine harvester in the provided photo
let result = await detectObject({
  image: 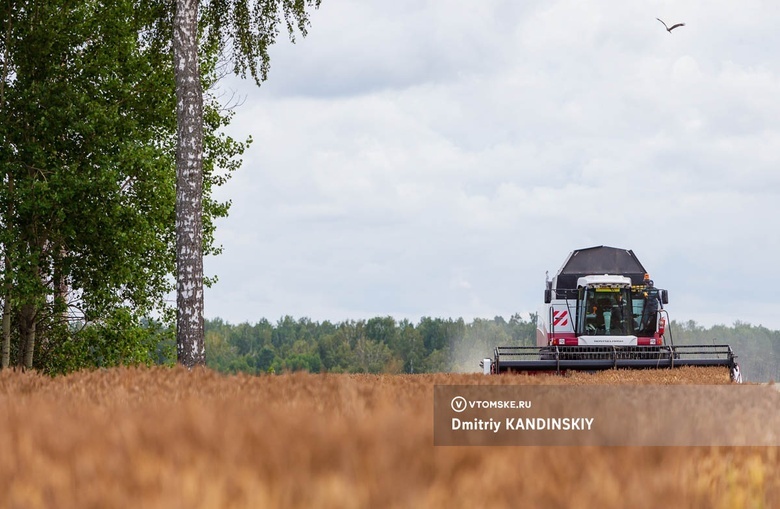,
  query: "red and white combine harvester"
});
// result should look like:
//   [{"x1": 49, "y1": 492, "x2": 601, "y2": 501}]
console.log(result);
[{"x1": 482, "y1": 246, "x2": 742, "y2": 382}]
